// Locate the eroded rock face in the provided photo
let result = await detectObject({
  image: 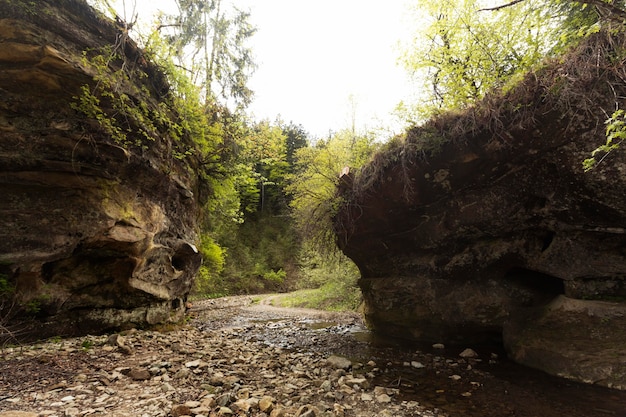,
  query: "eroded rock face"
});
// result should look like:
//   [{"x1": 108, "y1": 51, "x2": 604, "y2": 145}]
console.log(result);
[
  {"x1": 0, "y1": 0, "x2": 202, "y2": 338},
  {"x1": 335, "y1": 31, "x2": 626, "y2": 388}
]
